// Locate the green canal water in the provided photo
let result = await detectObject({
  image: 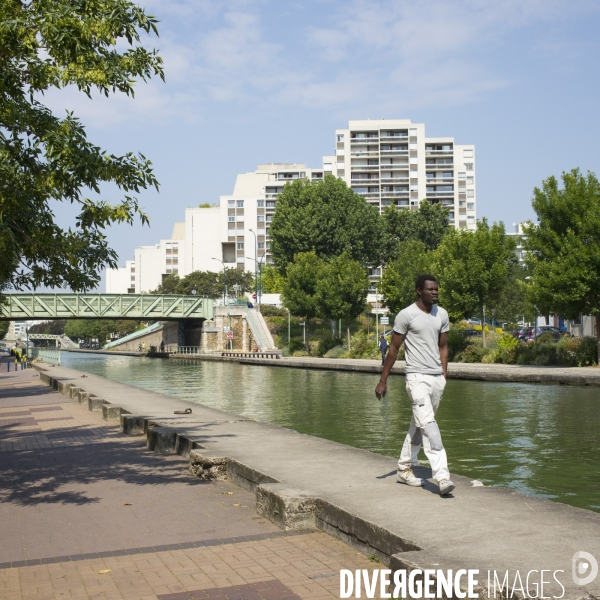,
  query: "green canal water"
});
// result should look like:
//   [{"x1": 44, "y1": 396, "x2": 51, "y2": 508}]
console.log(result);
[{"x1": 60, "y1": 353, "x2": 600, "y2": 513}]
